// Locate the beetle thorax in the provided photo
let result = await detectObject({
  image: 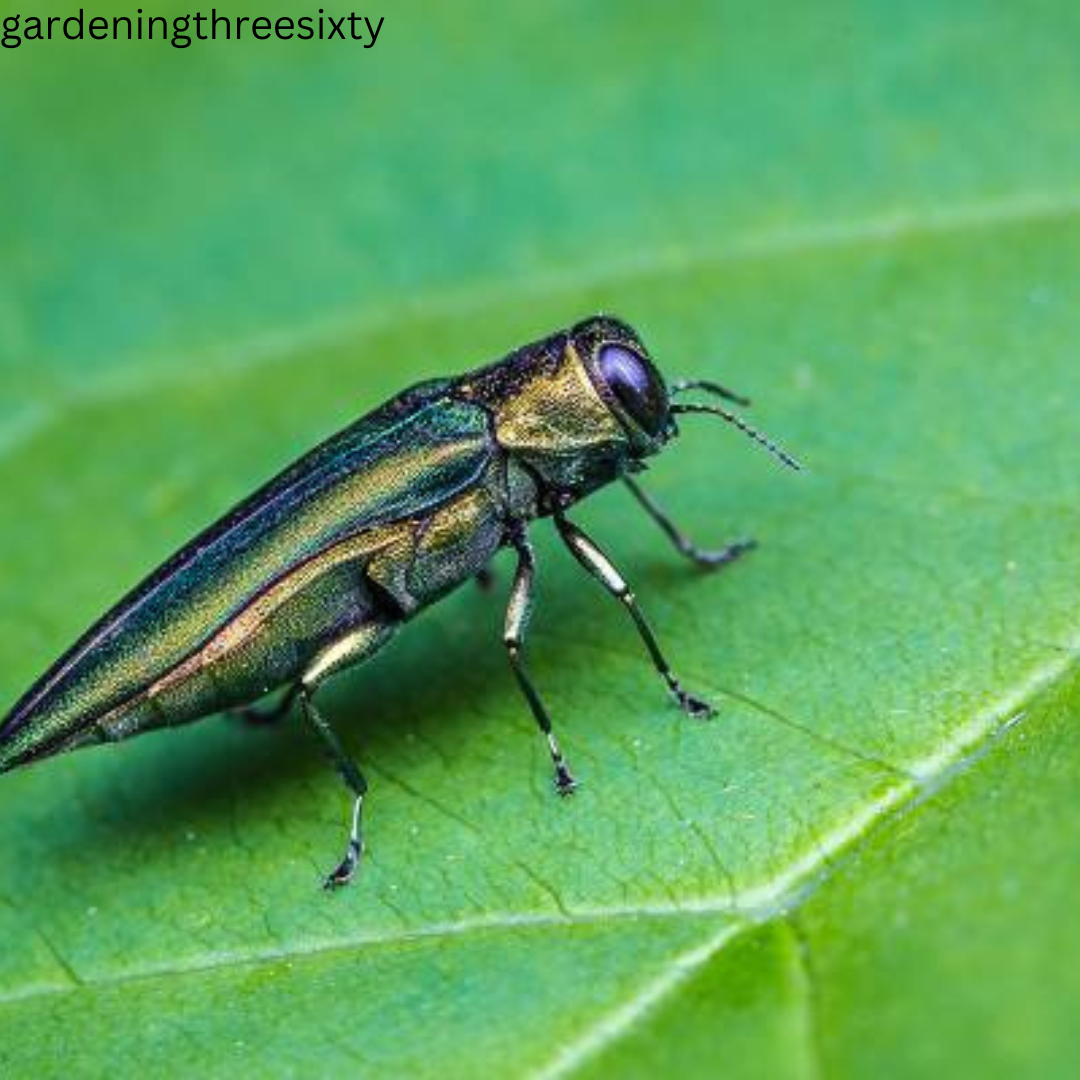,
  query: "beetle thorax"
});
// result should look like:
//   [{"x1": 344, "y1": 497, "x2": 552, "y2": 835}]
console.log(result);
[{"x1": 486, "y1": 342, "x2": 632, "y2": 499}]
